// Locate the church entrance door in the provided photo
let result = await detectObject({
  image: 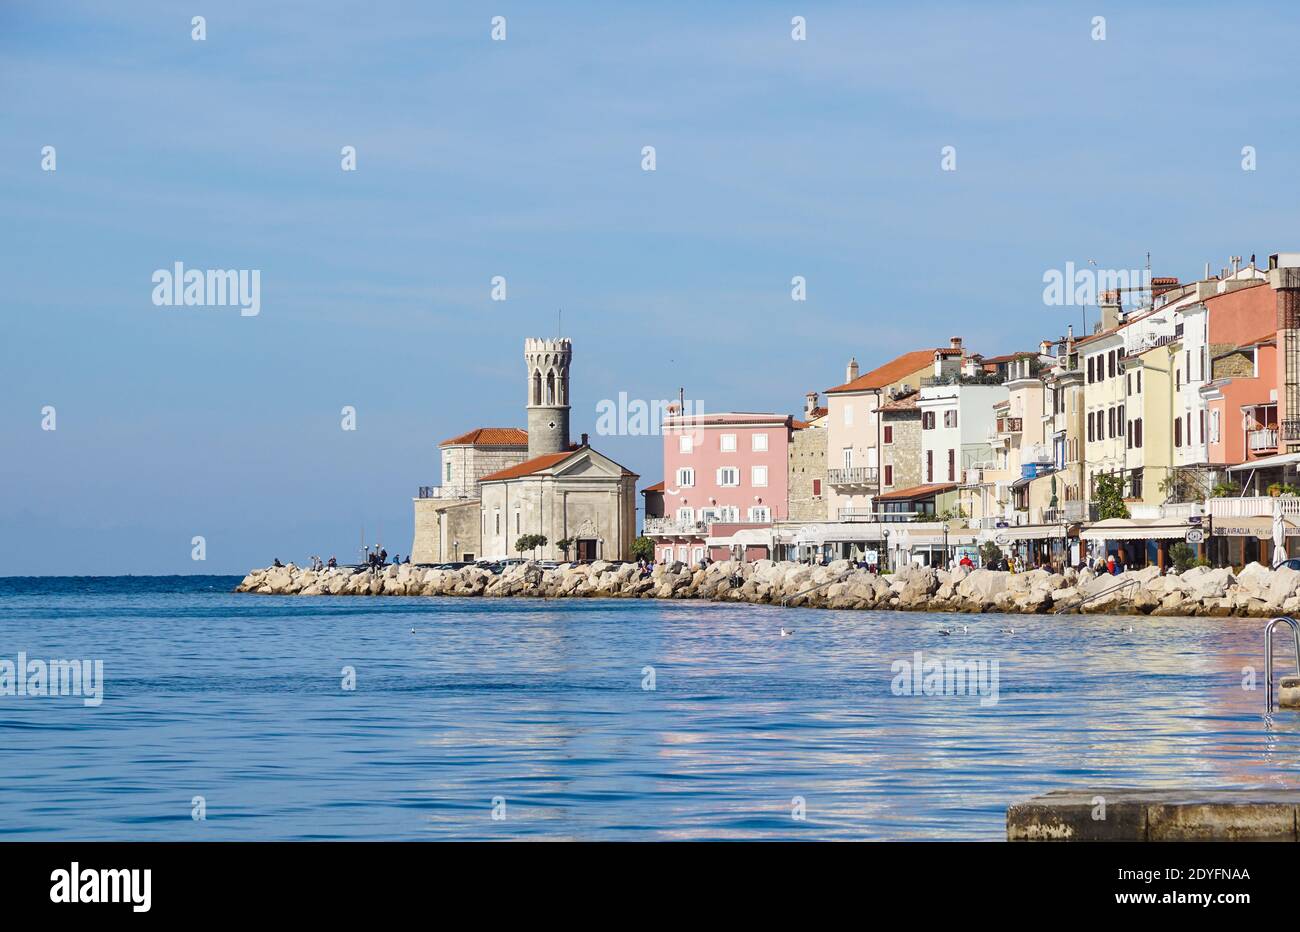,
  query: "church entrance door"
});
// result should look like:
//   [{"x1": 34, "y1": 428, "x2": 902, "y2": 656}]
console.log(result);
[{"x1": 576, "y1": 539, "x2": 597, "y2": 561}]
